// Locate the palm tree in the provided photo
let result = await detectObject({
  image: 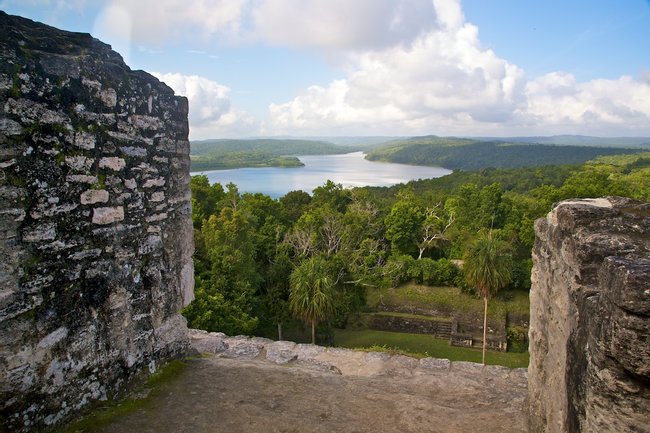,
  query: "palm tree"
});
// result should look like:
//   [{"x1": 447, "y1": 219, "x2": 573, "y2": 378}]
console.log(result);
[
  {"x1": 464, "y1": 231, "x2": 512, "y2": 364},
  {"x1": 289, "y1": 257, "x2": 335, "y2": 344}
]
